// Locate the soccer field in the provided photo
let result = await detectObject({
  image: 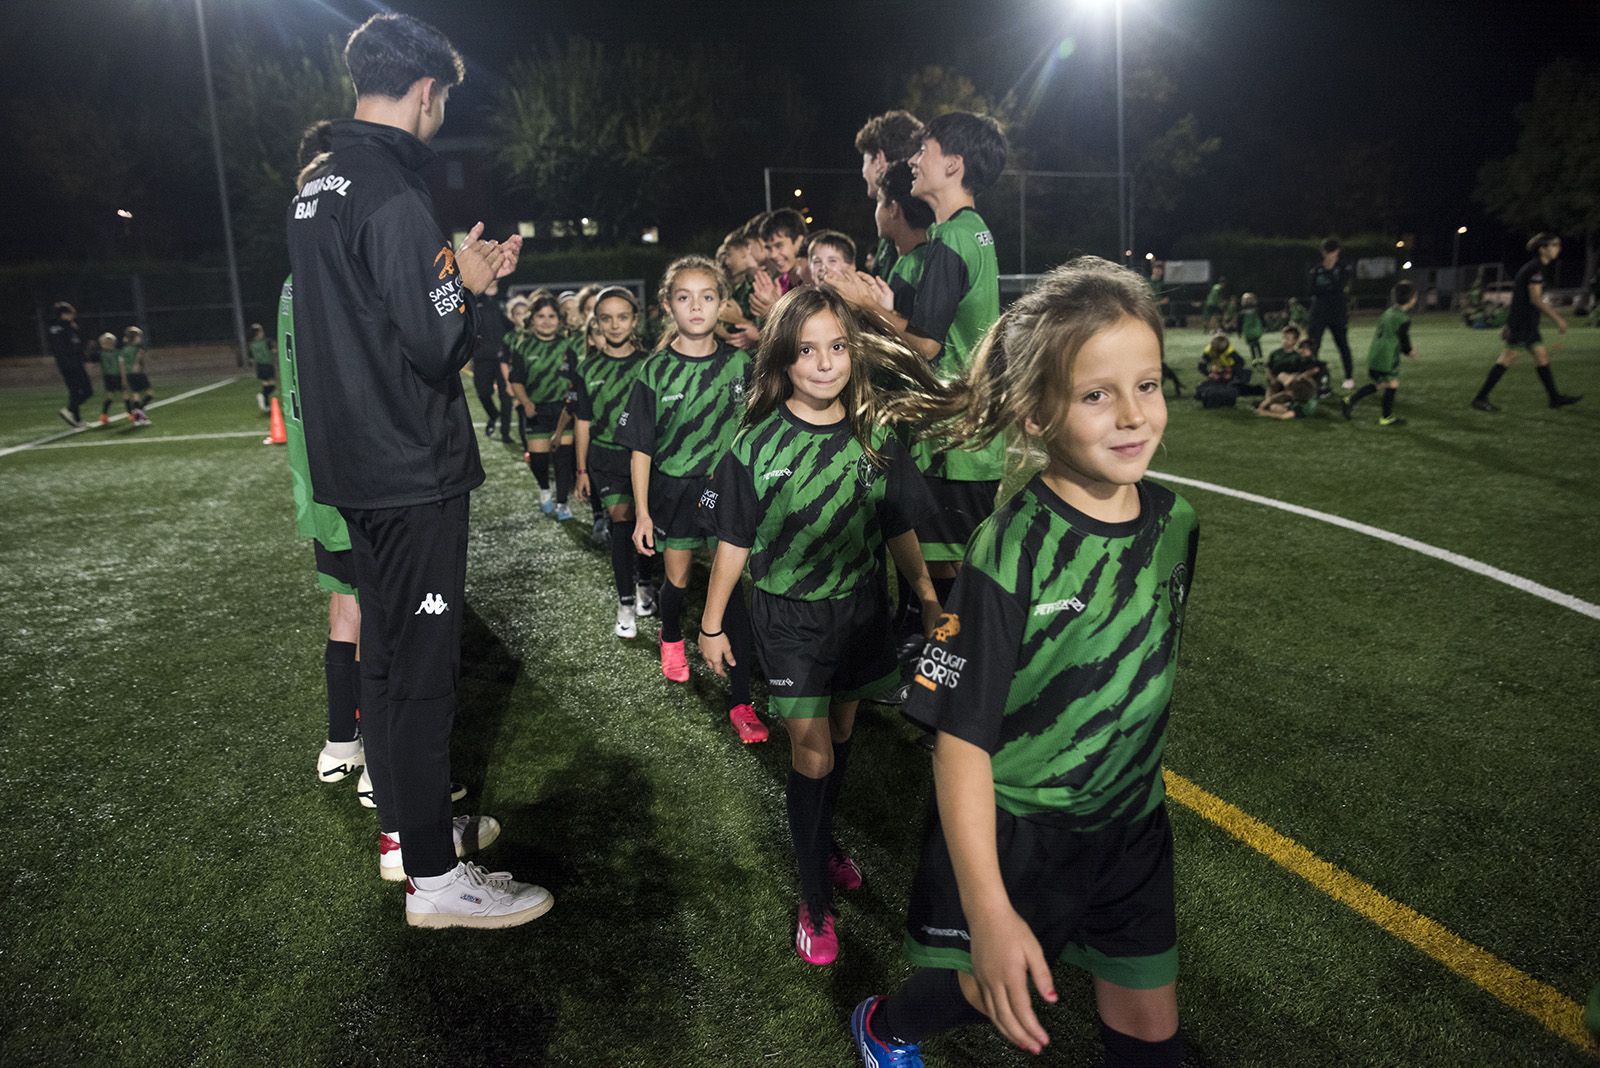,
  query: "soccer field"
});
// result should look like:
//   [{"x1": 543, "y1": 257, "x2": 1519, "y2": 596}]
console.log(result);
[{"x1": 2, "y1": 314, "x2": 1597, "y2": 1066}]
